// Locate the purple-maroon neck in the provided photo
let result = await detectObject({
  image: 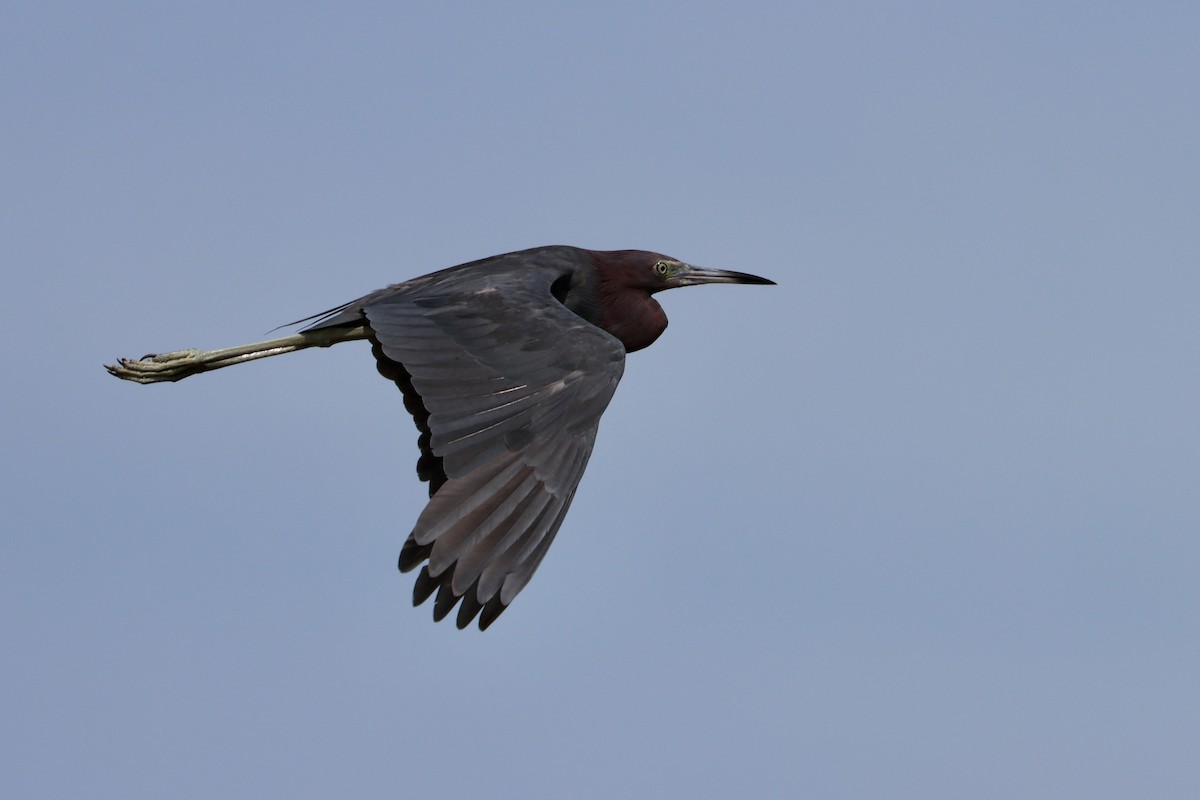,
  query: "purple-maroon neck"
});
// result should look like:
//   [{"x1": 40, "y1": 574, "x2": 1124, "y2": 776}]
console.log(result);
[{"x1": 585, "y1": 250, "x2": 670, "y2": 353}]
